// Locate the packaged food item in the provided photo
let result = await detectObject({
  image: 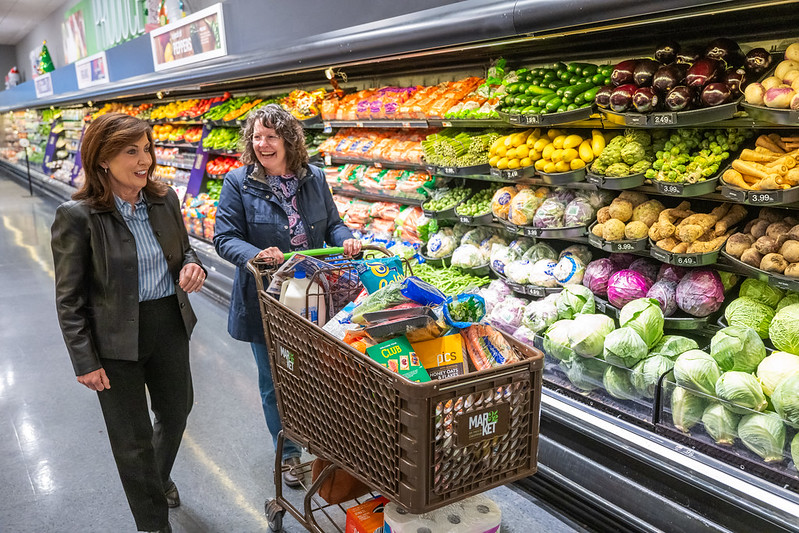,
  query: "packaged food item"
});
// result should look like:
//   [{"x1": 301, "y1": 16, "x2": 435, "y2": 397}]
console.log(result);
[
  {"x1": 460, "y1": 324, "x2": 521, "y2": 371},
  {"x1": 443, "y1": 294, "x2": 486, "y2": 328},
  {"x1": 364, "y1": 308, "x2": 444, "y2": 343},
  {"x1": 354, "y1": 256, "x2": 404, "y2": 293},
  {"x1": 413, "y1": 334, "x2": 468, "y2": 380},
  {"x1": 345, "y1": 495, "x2": 389, "y2": 533},
  {"x1": 322, "y1": 302, "x2": 357, "y2": 339},
  {"x1": 366, "y1": 336, "x2": 431, "y2": 382}
]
